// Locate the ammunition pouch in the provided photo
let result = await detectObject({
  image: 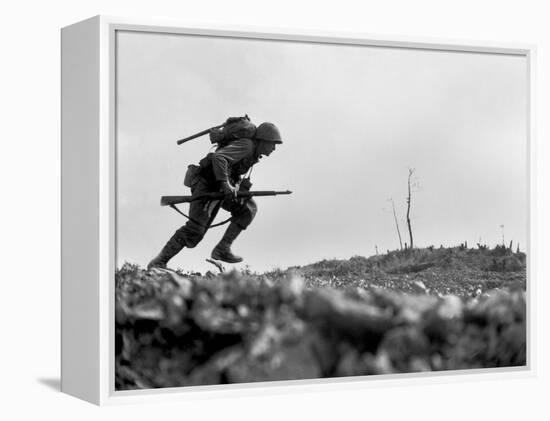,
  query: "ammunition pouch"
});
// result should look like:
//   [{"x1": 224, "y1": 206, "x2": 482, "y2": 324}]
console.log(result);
[{"x1": 183, "y1": 164, "x2": 201, "y2": 188}]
